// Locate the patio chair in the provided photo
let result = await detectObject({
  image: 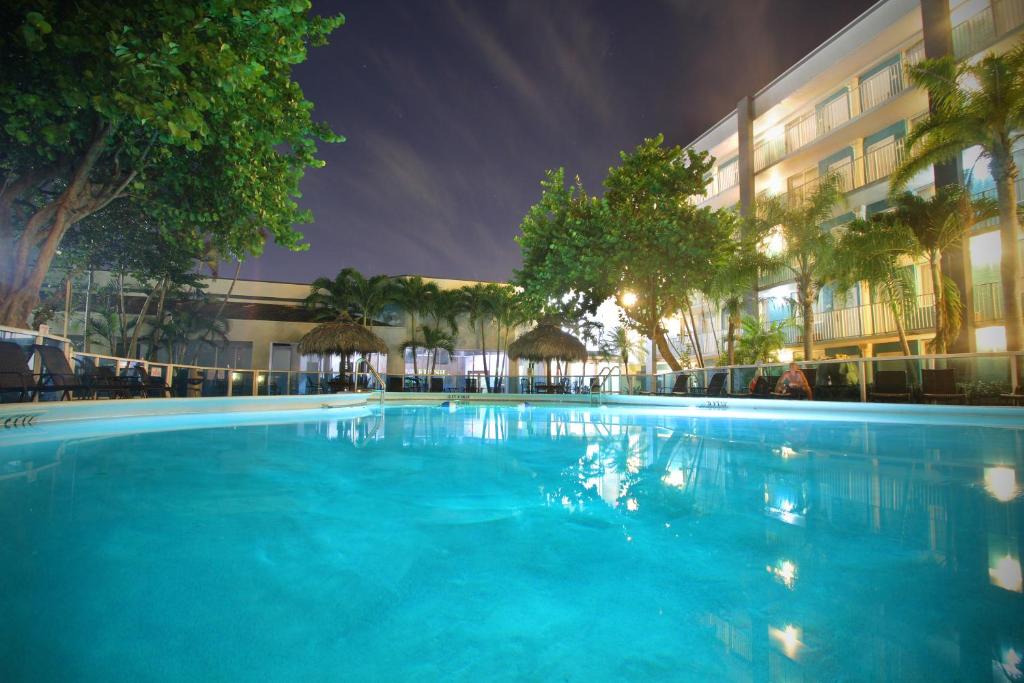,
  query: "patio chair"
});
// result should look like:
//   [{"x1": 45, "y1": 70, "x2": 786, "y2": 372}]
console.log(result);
[
  {"x1": 0, "y1": 341, "x2": 35, "y2": 403},
  {"x1": 32, "y1": 344, "x2": 90, "y2": 400},
  {"x1": 869, "y1": 370, "x2": 911, "y2": 403},
  {"x1": 691, "y1": 372, "x2": 726, "y2": 397},
  {"x1": 125, "y1": 362, "x2": 173, "y2": 398},
  {"x1": 75, "y1": 356, "x2": 133, "y2": 399},
  {"x1": 921, "y1": 369, "x2": 966, "y2": 404}
]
